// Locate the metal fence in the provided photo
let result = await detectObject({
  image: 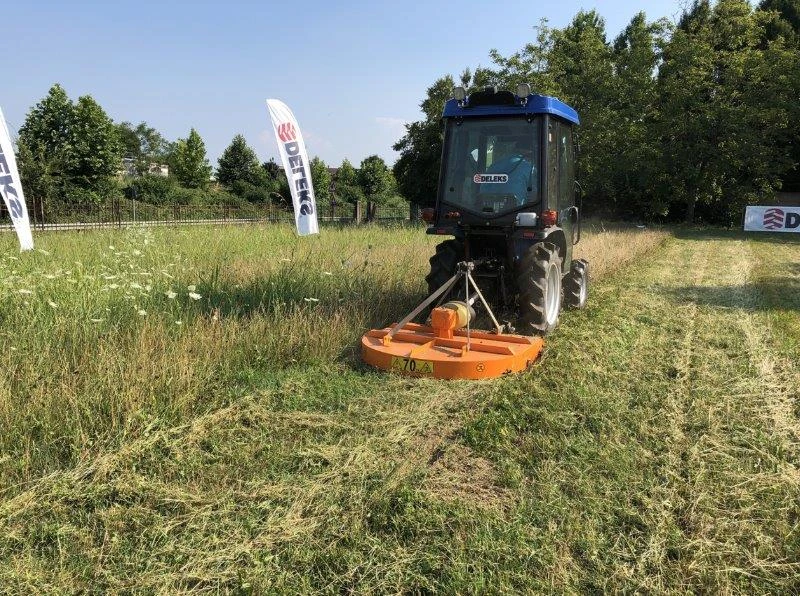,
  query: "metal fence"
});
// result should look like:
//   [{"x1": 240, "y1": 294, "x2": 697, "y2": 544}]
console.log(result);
[{"x1": 0, "y1": 201, "x2": 415, "y2": 232}]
